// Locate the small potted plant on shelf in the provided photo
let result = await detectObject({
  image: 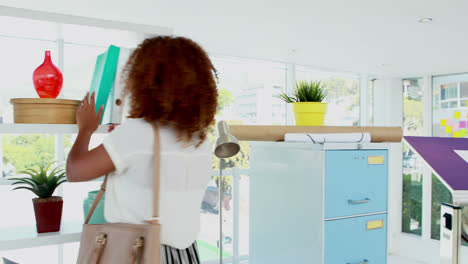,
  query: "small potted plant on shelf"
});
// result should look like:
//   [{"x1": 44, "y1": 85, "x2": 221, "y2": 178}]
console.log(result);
[
  {"x1": 9, "y1": 162, "x2": 67, "y2": 233},
  {"x1": 279, "y1": 80, "x2": 328, "y2": 126}
]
